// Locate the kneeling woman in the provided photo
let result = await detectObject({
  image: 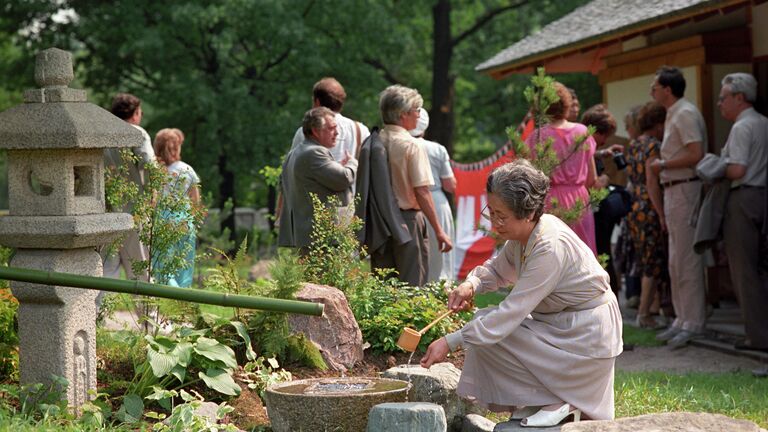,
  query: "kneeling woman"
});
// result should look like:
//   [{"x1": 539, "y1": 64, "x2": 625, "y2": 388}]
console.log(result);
[{"x1": 420, "y1": 159, "x2": 622, "y2": 427}]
